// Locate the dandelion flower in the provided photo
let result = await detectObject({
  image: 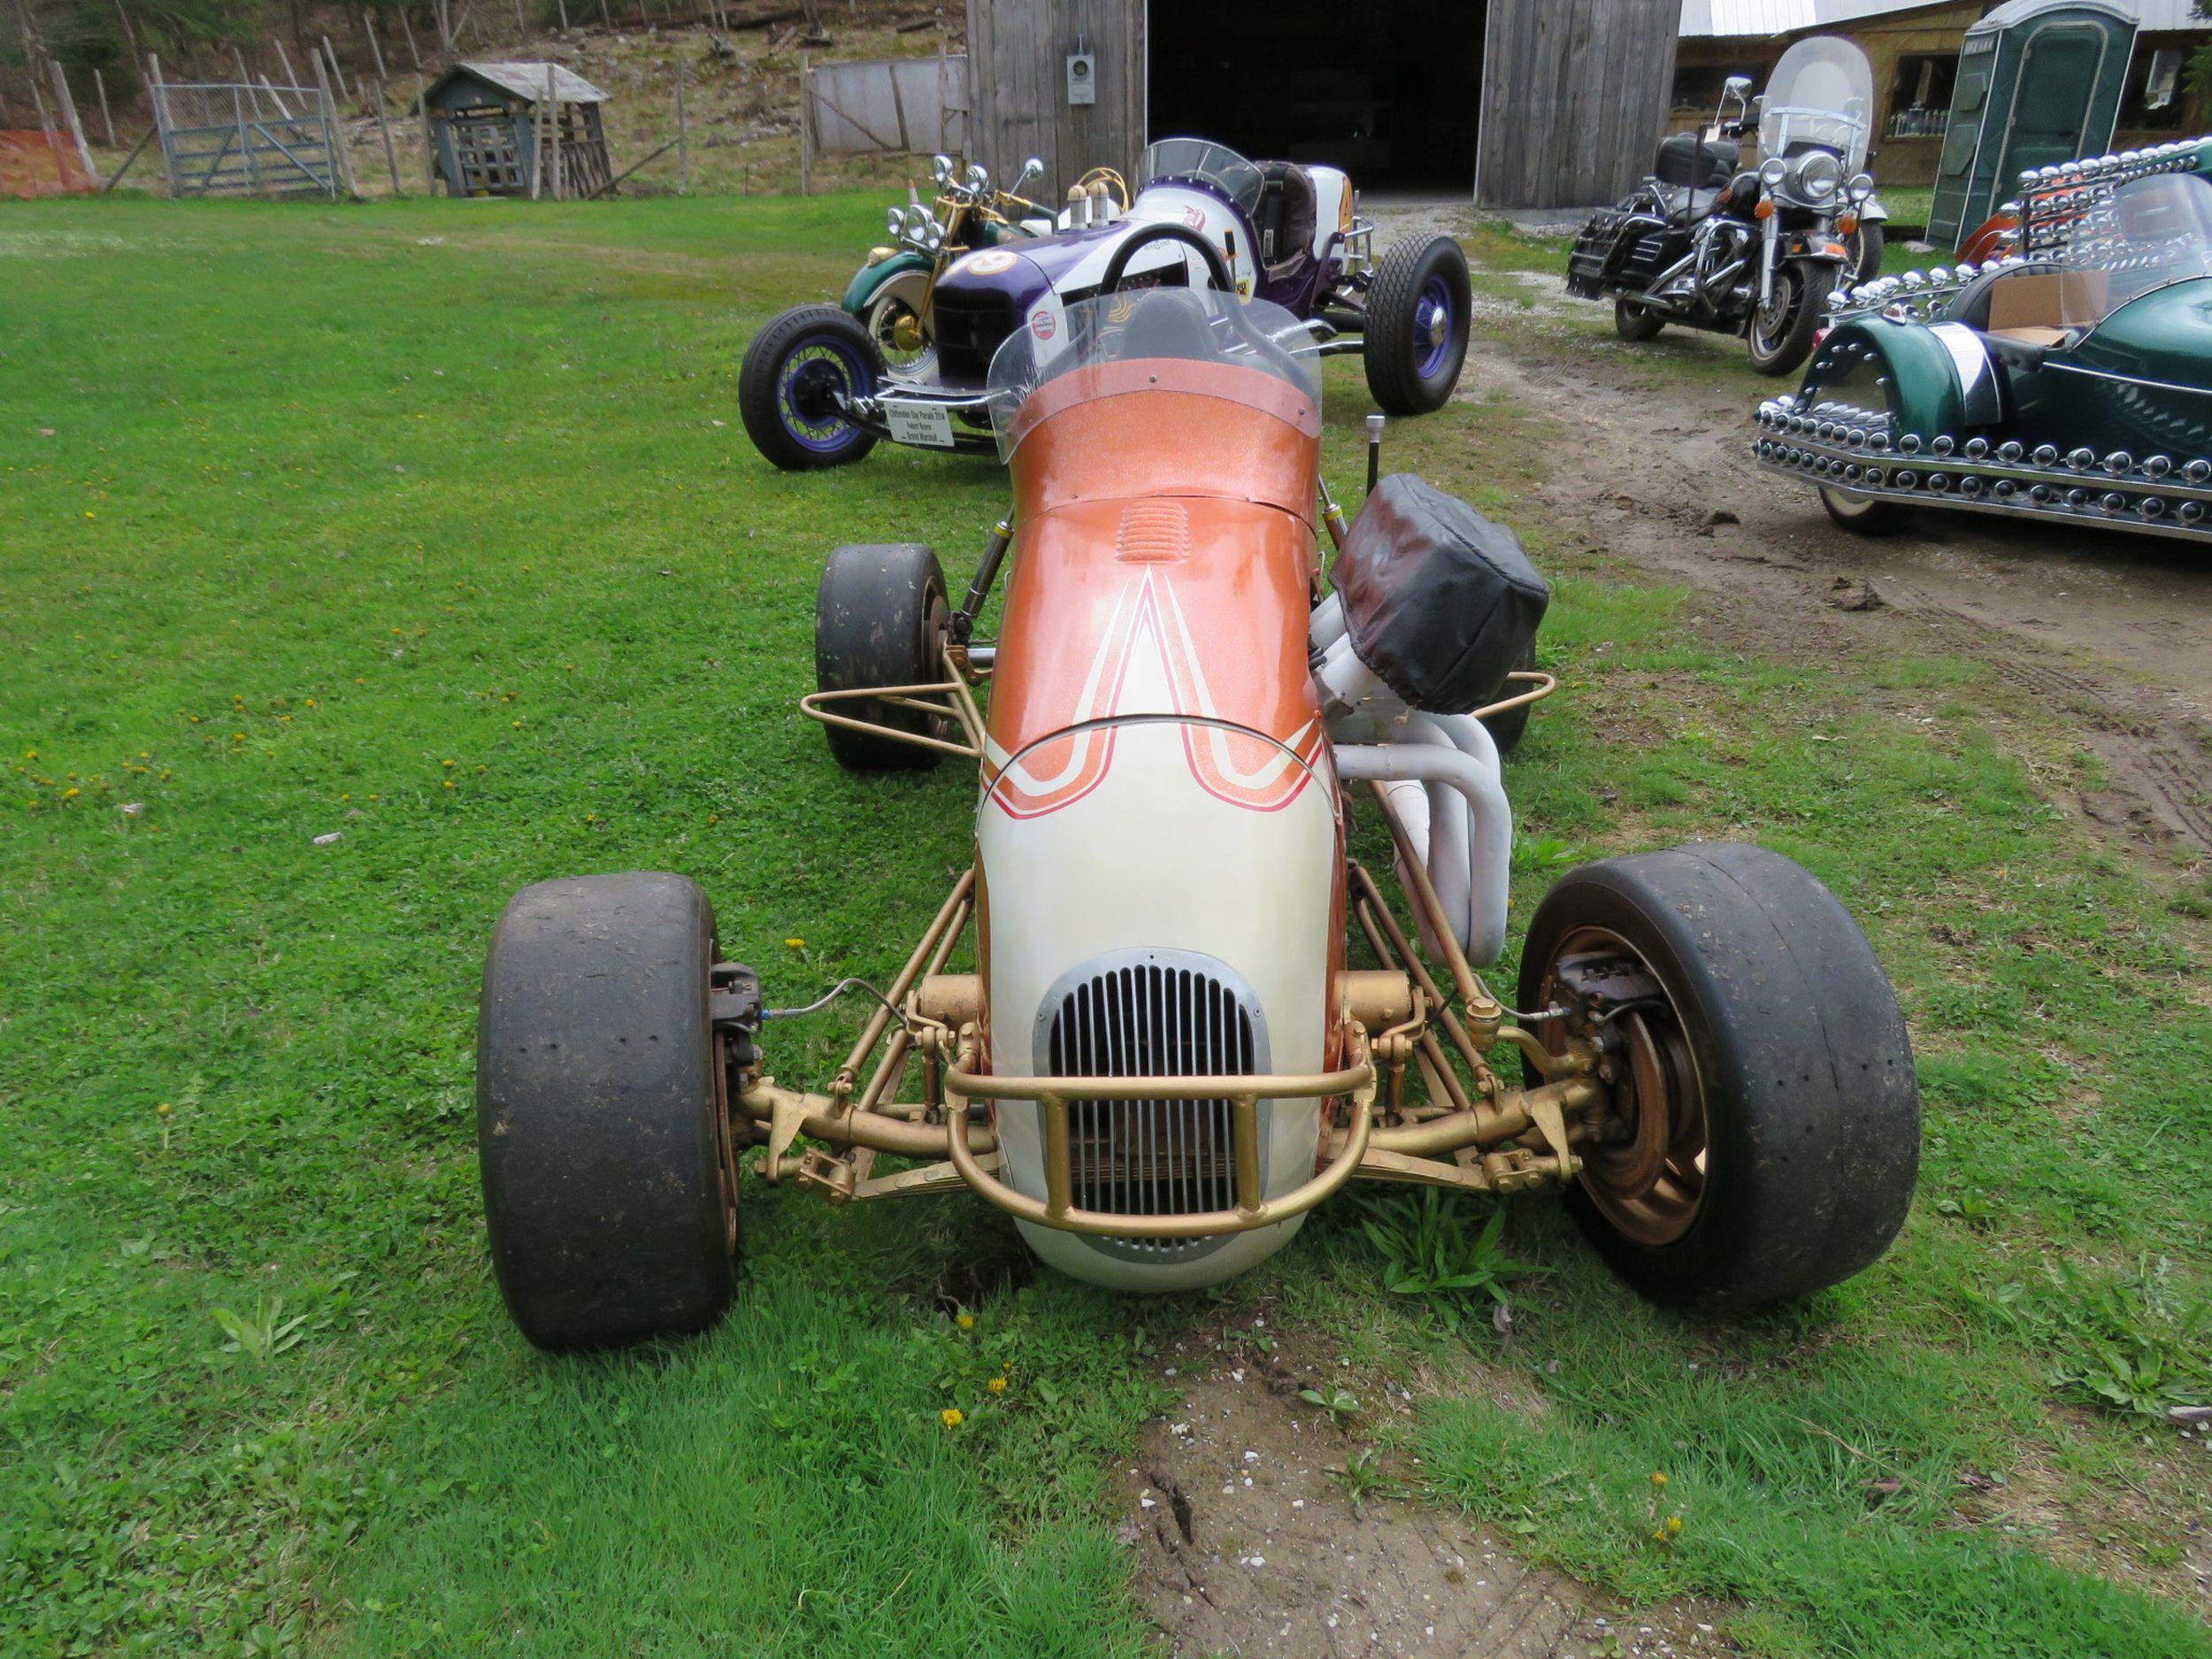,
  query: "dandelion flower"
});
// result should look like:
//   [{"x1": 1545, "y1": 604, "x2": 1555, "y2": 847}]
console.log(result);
[
  {"x1": 443, "y1": 780, "x2": 456, "y2": 791},
  {"x1": 1665, "y1": 1516, "x2": 1683, "y2": 1536},
  {"x1": 987, "y1": 1376, "x2": 1007, "y2": 1394},
  {"x1": 511, "y1": 719, "x2": 522, "y2": 729},
  {"x1": 956, "y1": 1312, "x2": 975, "y2": 1331},
  {"x1": 1650, "y1": 1471, "x2": 1668, "y2": 1487},
  {"x1": 61, "y1": 786, "x2": 79, "y2": 798},
  {"x1": 156, "y1": 1102, "x2": 171, "y2": 1117},
  {"x1": 783, "y1": 937, "x2": 804, "y2": 949},
  {"x1": 941, "y1": 1408, "x2": 964, "y2": 1430},
  {"x1": 442, "y1": 759, "x2": 455, "y2": 769}
]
